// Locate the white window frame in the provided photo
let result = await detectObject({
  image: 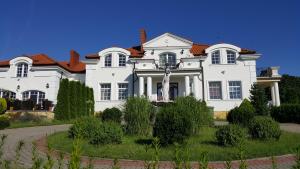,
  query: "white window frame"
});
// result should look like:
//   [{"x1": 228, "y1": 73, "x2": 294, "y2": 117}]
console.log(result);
[
  {"x1": 211, "y1": 50, "x2": 220, "y2": 64},
  {"x1": 227, "y1": 50, "x2": 236, "y2": 64},
  {"x1": 22, "y1": 90, "x2": 45, "y2": 105},
  {"x1": 16, "y1": 63, "x2": 28, "y2": 77},
  {"x1": 118, "y1": 83, "x2": 128, "y2": 100},
  {"x1": 0, "y1": 89, "x2": 16, "y2": 99},
  {"x1": 118, "y1": 54, "x2": 126, "y2": 67},
  {"x1": 104, "y1": 54, "x2": 112, "y2": 67},
  {"x1": 228, "y1": 81, "x2": 242, "y2": 99},
  {"x1": 208, "y1": 81, "x2": 222, "y2": 100},
  {"x1": 100, "y1": 83, "x2": 111, "y2": 100},
  {"x1": 159, "y1": 53, "x2": 176, "y2": 68}
]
